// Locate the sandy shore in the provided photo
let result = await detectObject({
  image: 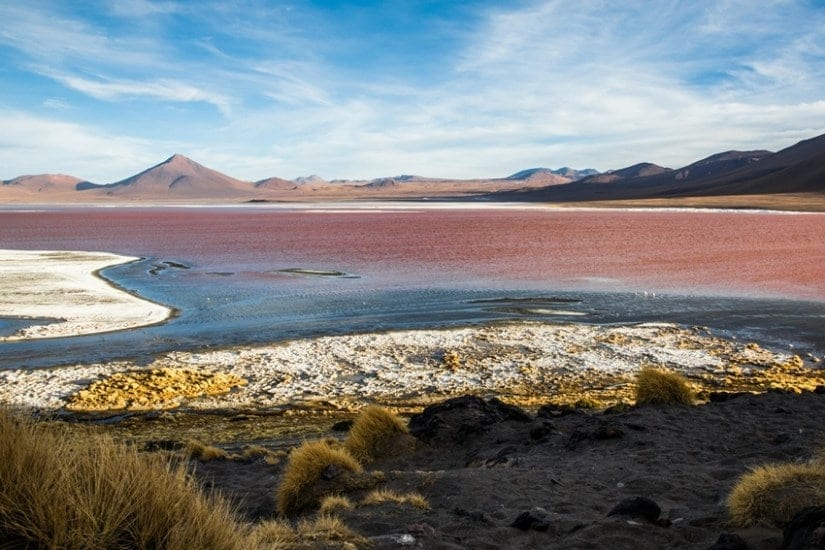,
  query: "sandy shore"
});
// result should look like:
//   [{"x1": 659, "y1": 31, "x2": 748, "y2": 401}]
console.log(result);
[{"x1": 0, "y1": 249, "x2": 172, "y2": 341}]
